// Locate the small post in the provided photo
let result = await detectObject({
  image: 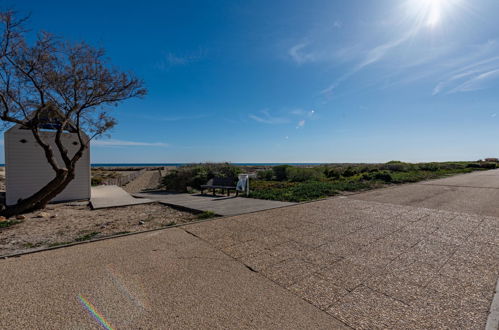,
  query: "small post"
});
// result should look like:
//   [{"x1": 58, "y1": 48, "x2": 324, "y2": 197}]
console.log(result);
[{"x1": 246, "y1": 176, "x2": 250, "y2": 196}]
